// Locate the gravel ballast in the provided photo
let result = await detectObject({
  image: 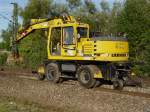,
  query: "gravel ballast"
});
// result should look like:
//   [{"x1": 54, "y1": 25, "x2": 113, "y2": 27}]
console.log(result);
[{"x1": 0, "y1": 73, "x2": 149, "y2": 112}]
